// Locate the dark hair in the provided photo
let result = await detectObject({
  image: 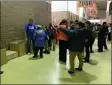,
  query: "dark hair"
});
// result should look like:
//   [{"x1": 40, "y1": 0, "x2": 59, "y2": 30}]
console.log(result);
[
  {"x1": 61, "y1": 19, "x2": 68, "y2": 24},
  {"x1": 85, "y1": 21, "x2": 91, "y2": 26},
  {"x1": 75, "y1": 20, "x2": 79, "y2": 23},
  {"x1": 97, "y1": 24, "x2": 102, "y2": 26},
  {"x1": 59, "y1": 22, "x2": 62, "y2": 25},
  {"x1": 79, "y1": 22, "x2": 85, "y2": 28},
  {"x1": 102, "y1": 22, "x2": 107, "y2": 26}
]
